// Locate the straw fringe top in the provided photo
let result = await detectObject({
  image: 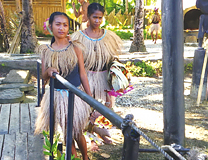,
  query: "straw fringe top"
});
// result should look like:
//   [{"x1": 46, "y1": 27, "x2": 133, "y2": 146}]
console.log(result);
[
  {"x1": 35, "y1": 40, "x2": 85, "y2": 77},
  {"x1": 71, "y1": 29, "x2": 123, "y2": 71}
]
